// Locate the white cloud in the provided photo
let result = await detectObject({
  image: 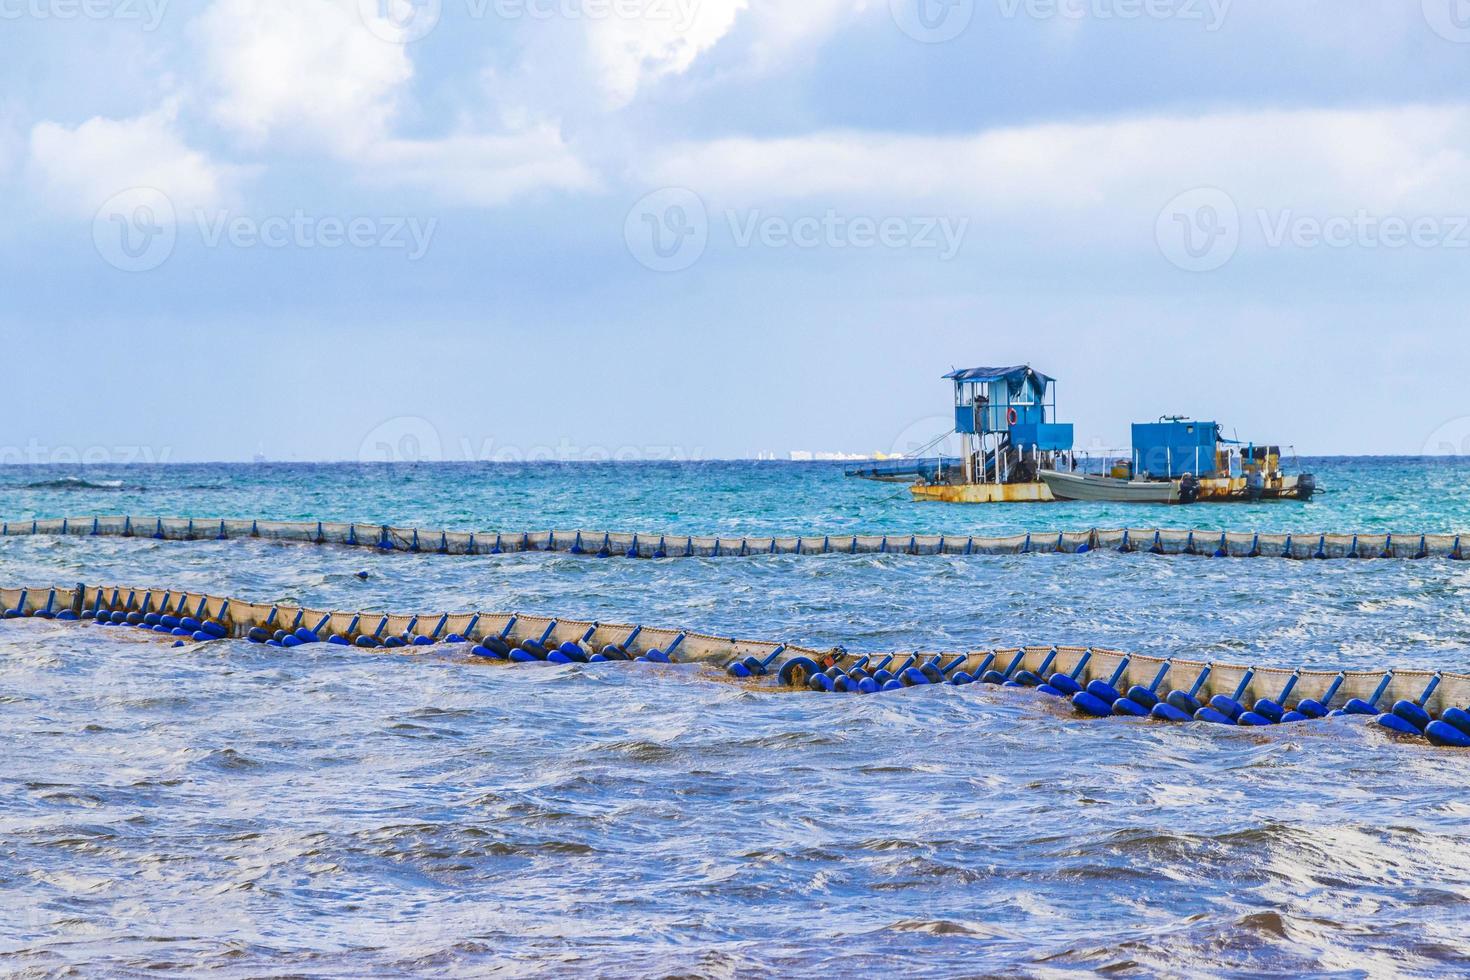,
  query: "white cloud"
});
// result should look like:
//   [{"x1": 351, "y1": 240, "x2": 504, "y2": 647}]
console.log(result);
[
  {"x1": 741, "y1": 0, "x2": 871, "y2": 66},
  {"x1": 194, "y1": 0, "x2": 412, "y2": 151},
  {"x1": 190, "y1": 0, "x2": 598, "y2": 207},
  {"x1": 358, "y1": 125, "x2": 598, "y2": 205},
  {"x1": 27, "y1": 103, "x2": 230, "y2": 218},
  {"x1": 640, "y1": 104, "x2": 1470, "y2": 218},
  {"x1": 583, "y1": 0, "x2": 749, "y2": 108},
  {"x1": 575, "y1": 0, "x2": 871, "y2": 107}
]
